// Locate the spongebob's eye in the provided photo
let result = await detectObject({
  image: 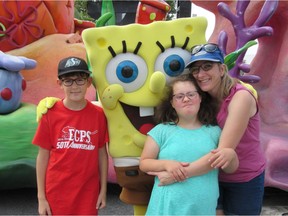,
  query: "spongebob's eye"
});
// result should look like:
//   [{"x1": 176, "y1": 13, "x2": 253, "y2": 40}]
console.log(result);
[
  {"x1": 154, "y1": 47, "x2": 191, "y2": 83},
  {"x1": 106, "y1": 53, "x2": 148, "y2": 92}
]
